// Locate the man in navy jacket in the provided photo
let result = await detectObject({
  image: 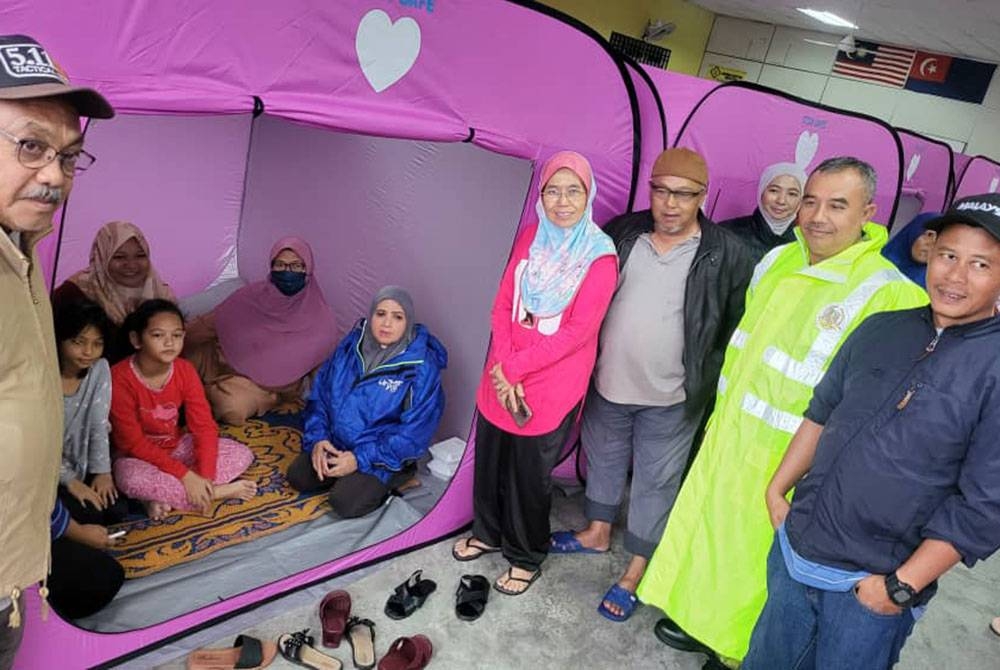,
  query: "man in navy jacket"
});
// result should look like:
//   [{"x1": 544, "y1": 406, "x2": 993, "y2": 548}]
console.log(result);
[{"x1": 743, "y1": 193, "x2": 1000, "y2": 670}]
